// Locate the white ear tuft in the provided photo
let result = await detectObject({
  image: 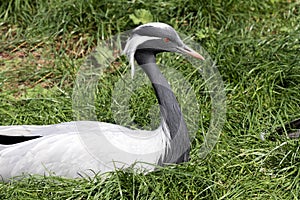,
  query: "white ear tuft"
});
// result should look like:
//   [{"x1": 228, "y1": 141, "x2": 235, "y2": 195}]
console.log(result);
[
  {"x1": 129, "y1": 53, "x2": 135, "y2": 79},
  {"x1": 123, "y1": 34, "x2": 161, "y2": 79},
  {"x1": 123, "y1": 36, "x2": 137, "y2": 79}
]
